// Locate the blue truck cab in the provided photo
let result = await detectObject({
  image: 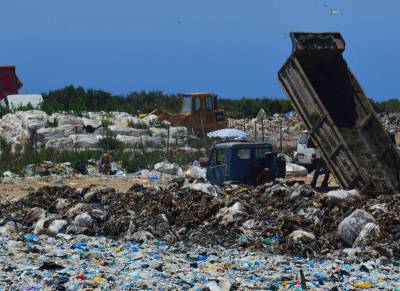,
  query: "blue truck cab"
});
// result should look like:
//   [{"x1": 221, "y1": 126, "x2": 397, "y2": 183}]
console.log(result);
[{"x1": 206, "y1": 141, "x2": 286, "y2": 185}]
